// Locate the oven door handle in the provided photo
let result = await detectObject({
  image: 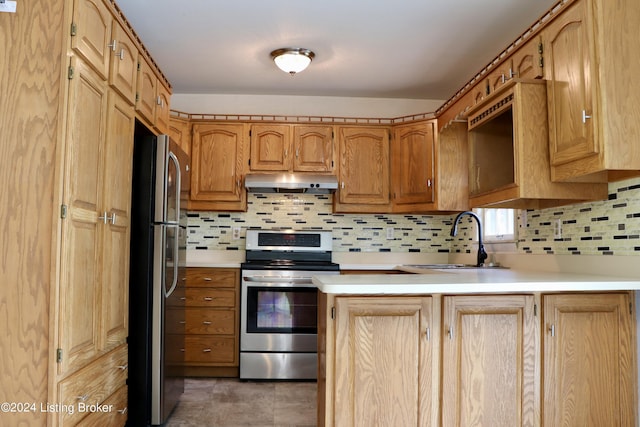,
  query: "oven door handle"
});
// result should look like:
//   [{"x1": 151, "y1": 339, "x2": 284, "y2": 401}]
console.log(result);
[{"x1": 243, "y1": 276, "x2": 314, "y2": 285}]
